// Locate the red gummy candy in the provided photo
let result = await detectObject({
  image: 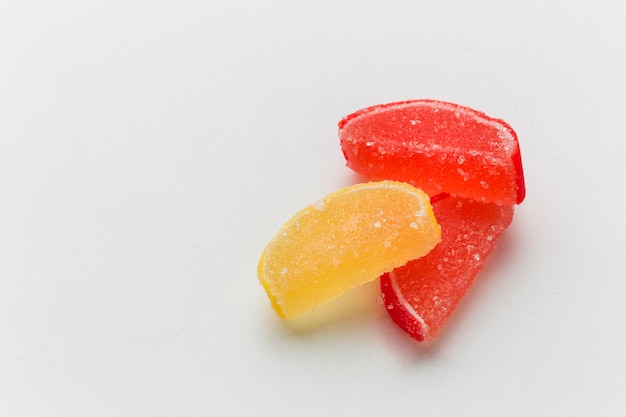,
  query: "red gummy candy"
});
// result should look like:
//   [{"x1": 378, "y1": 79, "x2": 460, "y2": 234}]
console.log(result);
[
  {"x1": 380, "y1": 194, "x2": 514, "y2": 342},
  {"x1": 339, "y1": 100, "x2": 526, "y2": 205}
]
